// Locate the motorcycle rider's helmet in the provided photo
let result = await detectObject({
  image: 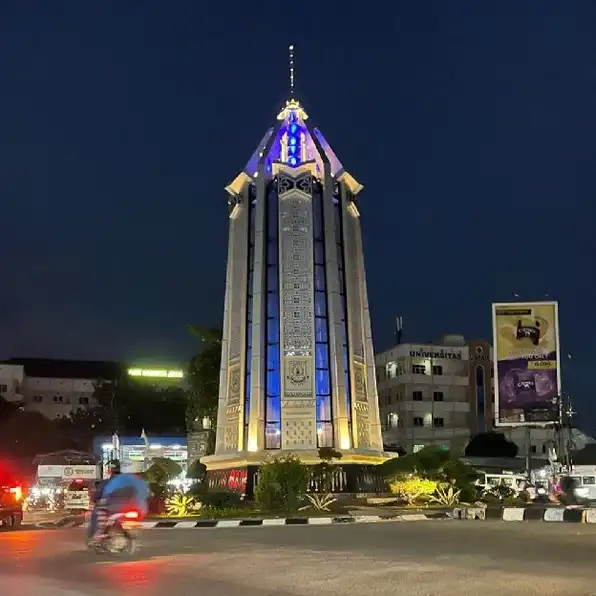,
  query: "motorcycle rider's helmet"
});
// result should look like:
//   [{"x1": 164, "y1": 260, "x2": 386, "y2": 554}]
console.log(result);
[{"x1": 108, "y1": 459, "x2": 121, "y2": 476}]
